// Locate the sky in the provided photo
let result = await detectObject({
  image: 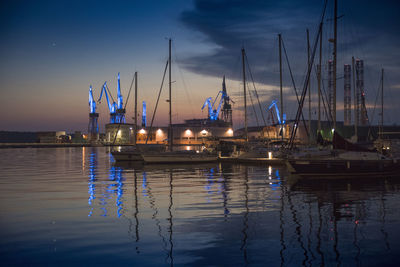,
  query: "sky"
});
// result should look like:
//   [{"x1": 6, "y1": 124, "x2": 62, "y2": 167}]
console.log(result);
[{"x1": 1, "y1": 0, "x2": 399, "y2": 132}]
